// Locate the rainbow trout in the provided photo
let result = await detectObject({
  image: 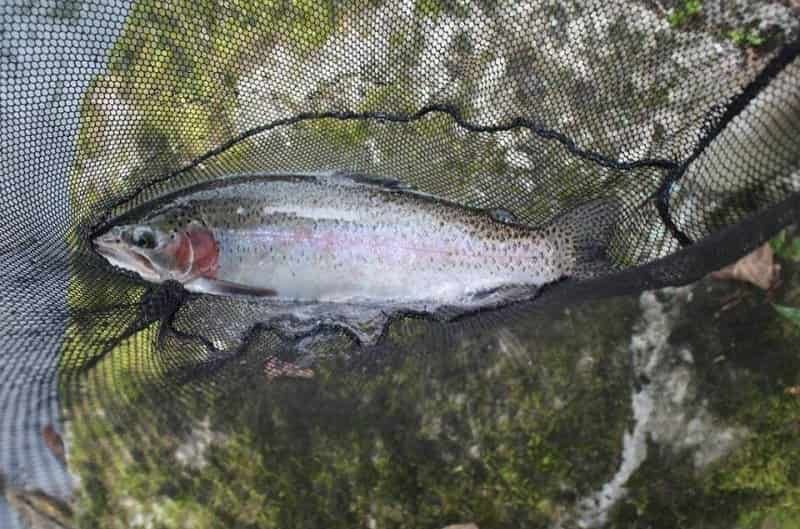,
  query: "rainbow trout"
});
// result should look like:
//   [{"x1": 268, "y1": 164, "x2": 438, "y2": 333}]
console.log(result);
[{"x1": 93, "y1": 172, "x2": 616, "y2": 342}]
